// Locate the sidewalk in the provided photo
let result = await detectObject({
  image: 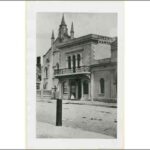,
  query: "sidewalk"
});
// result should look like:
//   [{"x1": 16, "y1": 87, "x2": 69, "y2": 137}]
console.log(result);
[
  {"x1": 63, "y1": 100, "x2": 117, "y2": 108},
  {"x1": 37, "y1": 122, "x2": 114, "y2": 138},
  {"x1": 37, "y1": 98, "x2": 117, "y2": 108}
]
